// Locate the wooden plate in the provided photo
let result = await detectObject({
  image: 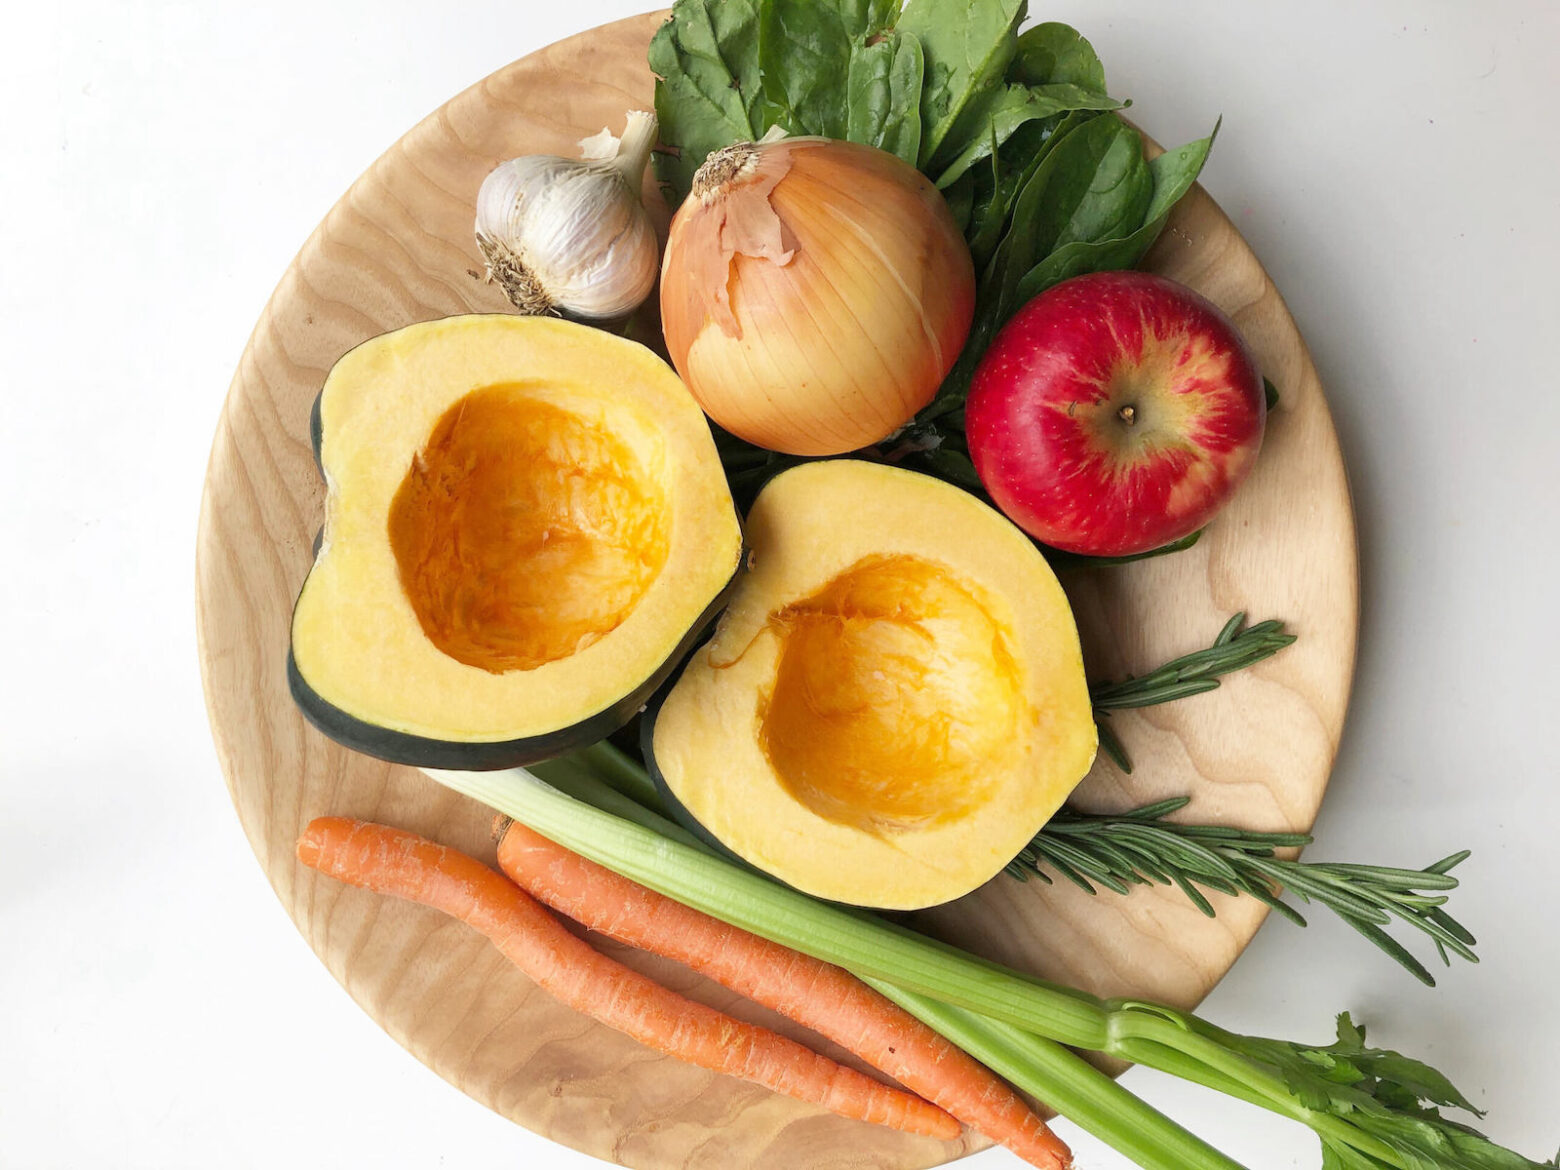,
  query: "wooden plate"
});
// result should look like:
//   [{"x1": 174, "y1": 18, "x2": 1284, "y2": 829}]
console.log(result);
[{"x1": 196, "y1": 11, "x2": 1357, "y2": 1169}]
